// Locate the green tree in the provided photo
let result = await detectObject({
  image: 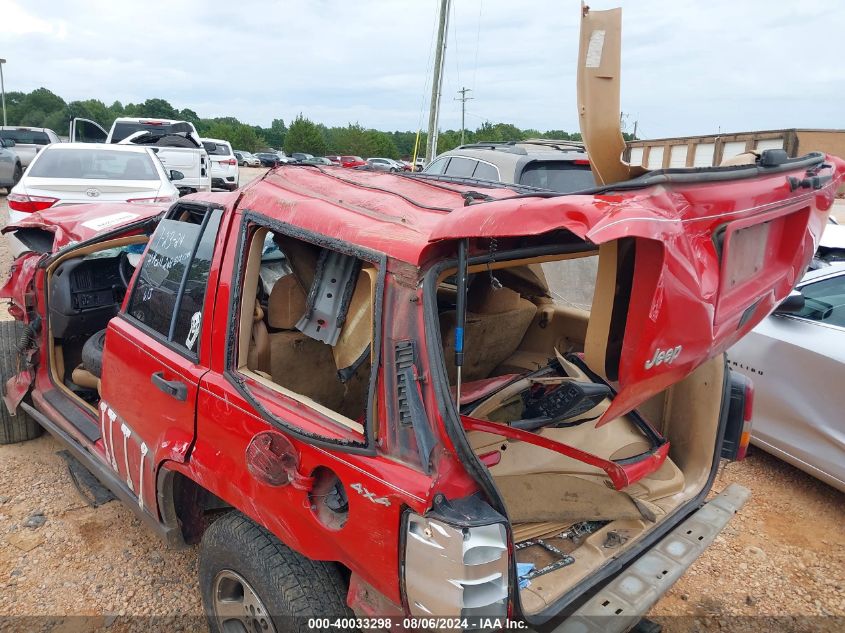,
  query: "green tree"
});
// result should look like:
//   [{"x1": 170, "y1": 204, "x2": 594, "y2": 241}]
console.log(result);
[
  {"x1": 139, "y1": 98, "x2": 179, "y2": 119},
  {"x1": 284, "y1": 114, "x2": 327, "y2": 155},
  {"x1": 43, "y1": 111, "x2": 69, "y2": 135},
  {"x1": 204, "y1": 122, "x2": 265, "y2": 153},
  {"x1": 261, "y1": 118, "x2": 286, "y2": 149},
  {"x1": 19, "y1": 109, "x2": 47, "y2": 127},
  {"x1": 68, "y1": 99, "x2": 111, "y2": 127}
]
